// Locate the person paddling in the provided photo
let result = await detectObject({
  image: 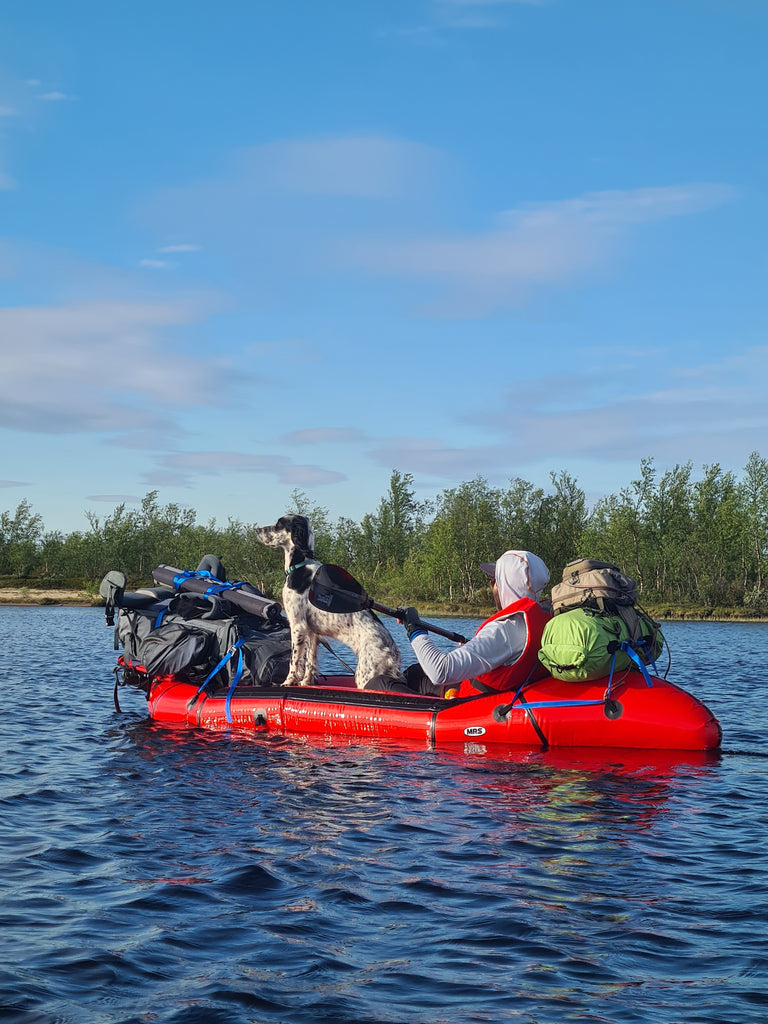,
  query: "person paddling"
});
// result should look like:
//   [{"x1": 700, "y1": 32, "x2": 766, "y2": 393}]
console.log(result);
[{"x1": 366, "y1": 550, "x2": 551, "y2": 698}]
